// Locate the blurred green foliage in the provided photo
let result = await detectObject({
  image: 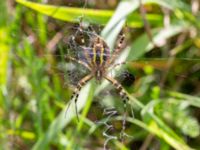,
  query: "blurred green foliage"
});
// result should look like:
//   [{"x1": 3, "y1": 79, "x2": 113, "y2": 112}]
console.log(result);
[{"x1": 0, "y1": 0, "x2": 200, "y2": 149}]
